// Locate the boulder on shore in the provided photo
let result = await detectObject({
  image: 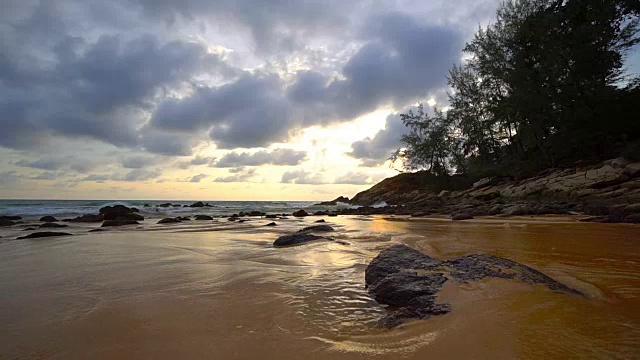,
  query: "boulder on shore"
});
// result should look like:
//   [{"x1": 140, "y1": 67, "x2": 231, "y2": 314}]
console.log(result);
[
  {"x1": 265, "y1": 222, "x2": 277, "y2": 226},
  {"x1": 365, "y1": 244, "x2": 581, "y2": 327},
  {"x1": 39, "y1": 222, "x2": 68, "y2": 228},
  {"x1": 101, "y1": 220, "x2": 139, "y2": 227},
  {"x1": 17, "y1": 232, "x2": 72, "y2": 239},
  {"x1": 99, "y1": 205, "x2": 144, "y2": 221},
  {"x1": 40, "y1": 216, "x2": 58, "y2": 222},
  {"x1": 297, "y1": 224, "x2": 335, "y2": 233},
  {"x1": 315, "y1": 196, "x2": 350, "y2": 206},
  {"x1": 189, "y1": 201, "x2": 207, "y2": 208},
  {"x1": 194, "y1": 215, "x2": 214, "y2": 220},
  {"x1": 158, "y1": 217, "x2": 182, "y2": 224},
  {"x1": 315, "y1": 219, "x2": 326, "y2": 223},
  {"x1": 273, "y1": 234, "x2": 327, "y2": 247},
  {"x1": 67, "y1": 214, "x2": 104, "y2": 223},
  {"x1": 0, "y1": 215, "x2": 22, "y2": 221},
  {"x1": 451, "y1": 213, "x2": 474, "y2": 221},
  {"x1": 293, "y1": 209, "x2": 309, "y2": 217},
  {"x1": 0, "y1": 219, "x2": 16, "y2": 227}
]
